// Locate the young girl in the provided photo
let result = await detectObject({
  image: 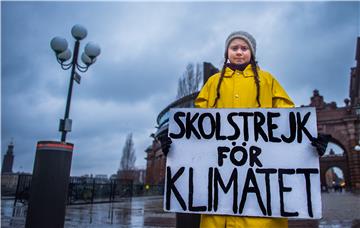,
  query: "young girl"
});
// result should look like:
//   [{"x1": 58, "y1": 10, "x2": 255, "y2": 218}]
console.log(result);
[
  {"x1": 194, "y1": 31, "x2": 324, "y2": 228},
  {"x1": 195, "y1": 31, "x2": 295, "y2": 228},
  {"x1": 162, "y1": 31, "x2": 328, "y2": 228}
]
